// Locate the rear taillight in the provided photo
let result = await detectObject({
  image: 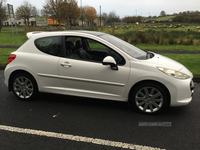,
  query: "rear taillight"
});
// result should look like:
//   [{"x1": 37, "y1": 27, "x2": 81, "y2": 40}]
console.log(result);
[{"x1": 8, "y1": 54, "x2": 16, "y2": 64}]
